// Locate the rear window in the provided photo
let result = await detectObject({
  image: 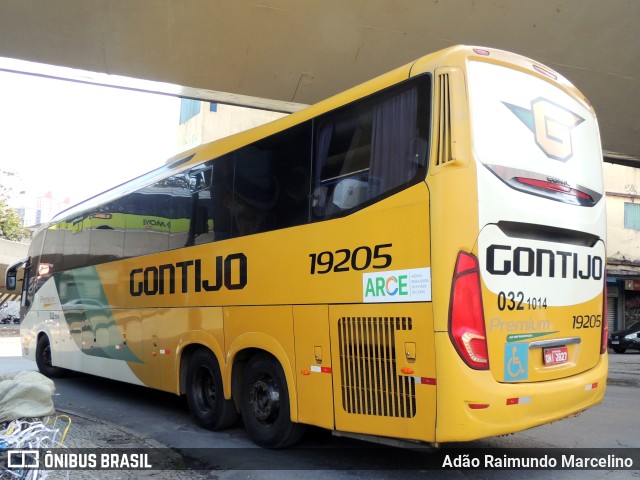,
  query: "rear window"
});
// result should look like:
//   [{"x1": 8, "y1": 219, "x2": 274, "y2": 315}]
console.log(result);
[{"x1": 467, "y1": 61, "x2": 603, "y2": 198}]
